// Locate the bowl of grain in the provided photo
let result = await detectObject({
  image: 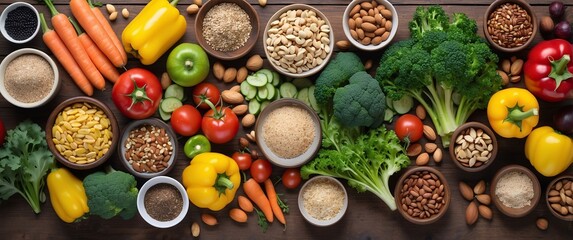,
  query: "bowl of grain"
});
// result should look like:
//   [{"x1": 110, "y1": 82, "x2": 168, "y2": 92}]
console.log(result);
[
  {"x1": 45, "y1": 96, "x2": 119, "y2": 170},
  {"x1": 490, "y1": 164, "x2": 541, "y2": 218},
  {"x1": 263, "y1": 4, "x2": 334, "y2": 78},
  {"x1": 195, "y1": 0, "x2": 259, "y2": 61},
  {"x1": 484, "y1": 0, "x2": 537, "y2": 53},
  {"x1": 298, "y1": 176, "x2": 348, "y2": 226},
  {"x1": 342, "y1": 0, "x2": 398, "y2": 51},
  {"x1": 0, "y1": 2, "x2": 40, "y2": 44},
  {"x1": 118, "y1": 118, "x2": 178, "y2": 179},
  {"x1": 449, "y1": 122, "x2": 498, "y2": 172},
  {"x1": 137, "y1": 176, "x2": 189, "y2": 228},
  {"x1": 545, "y1": 175, "x2": 573, "y2": 221},
  {"x1": 255, "y1": 98, "x2": 321, "y2": 168},
  {"x1": 0, "y1": 48, "x2": 60, "y2": 108}
]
